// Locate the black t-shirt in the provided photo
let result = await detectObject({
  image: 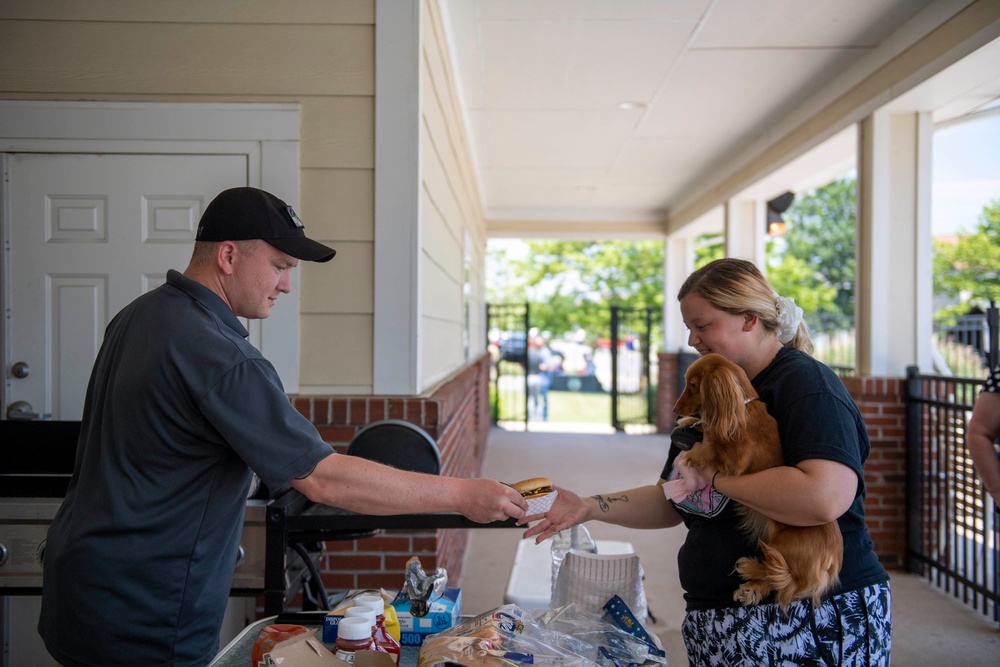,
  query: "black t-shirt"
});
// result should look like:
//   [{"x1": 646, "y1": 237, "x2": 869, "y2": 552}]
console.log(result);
[
  {"x1": 661, "y1": 347, "x2": 889, "y2": 610},
  {"x1": 39, "y1": 270, "x2": 332, "y2": 666}
]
